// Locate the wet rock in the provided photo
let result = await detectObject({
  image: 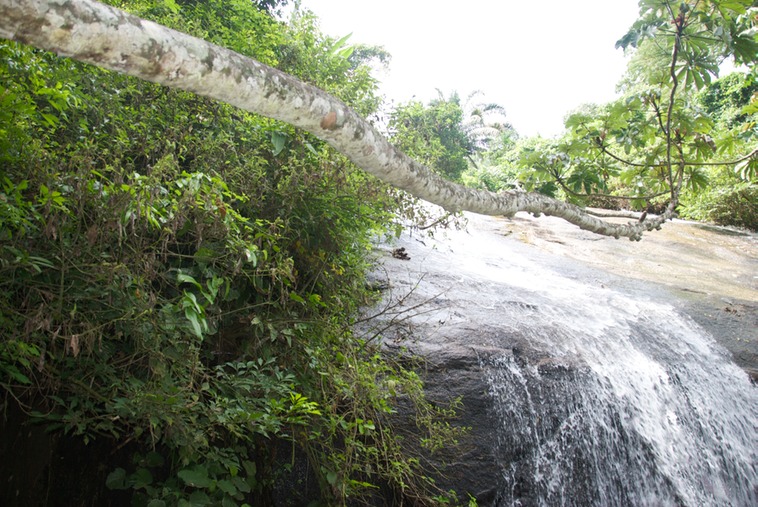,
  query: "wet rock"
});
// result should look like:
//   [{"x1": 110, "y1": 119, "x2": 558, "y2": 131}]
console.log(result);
[{"x1": 363, "y1": 212, "x2": 758, "y2": 506}]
